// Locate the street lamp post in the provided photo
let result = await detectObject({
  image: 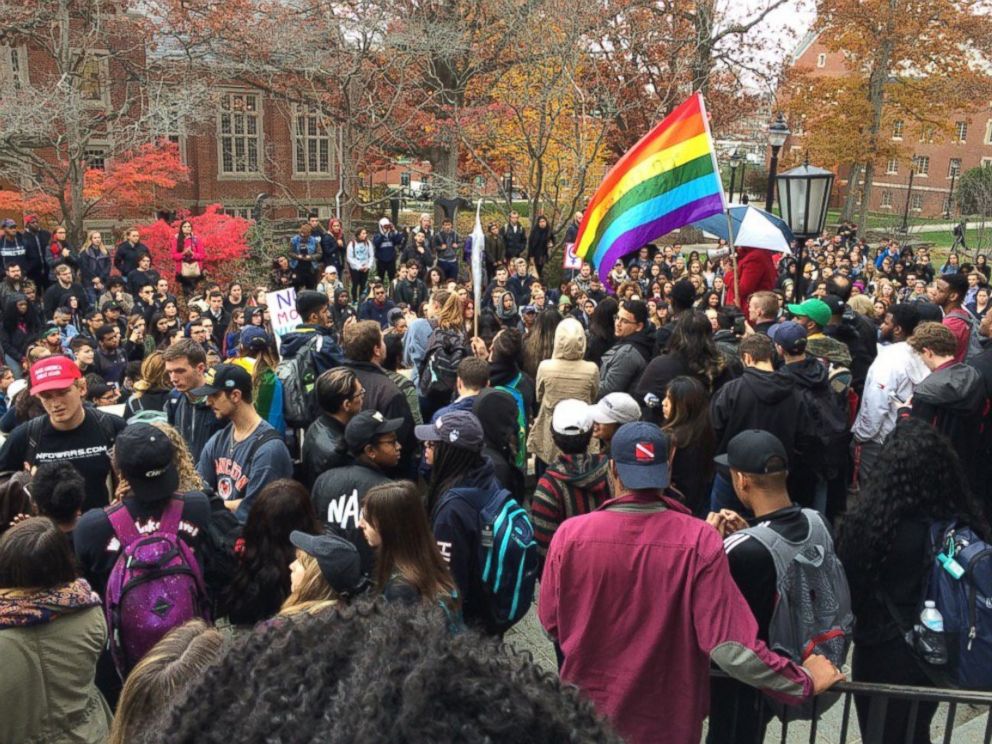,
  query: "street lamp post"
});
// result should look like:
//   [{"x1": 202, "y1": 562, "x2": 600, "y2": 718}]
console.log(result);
[
  {"x1": 728, "y1": 148, "x2": 743, "y2": 203},
  {"x1": 765, "y1": 113, "x2": 791, "y2": 213},
  {"x1": 900, "y1": 156, "x2": 918, "y2": 234},
  {"x1": 776, "y1": 156, "x2": 835, "y2": 302},
  {"x1": 946, "y1": 167, "x2": 958, "y2": 219}
]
